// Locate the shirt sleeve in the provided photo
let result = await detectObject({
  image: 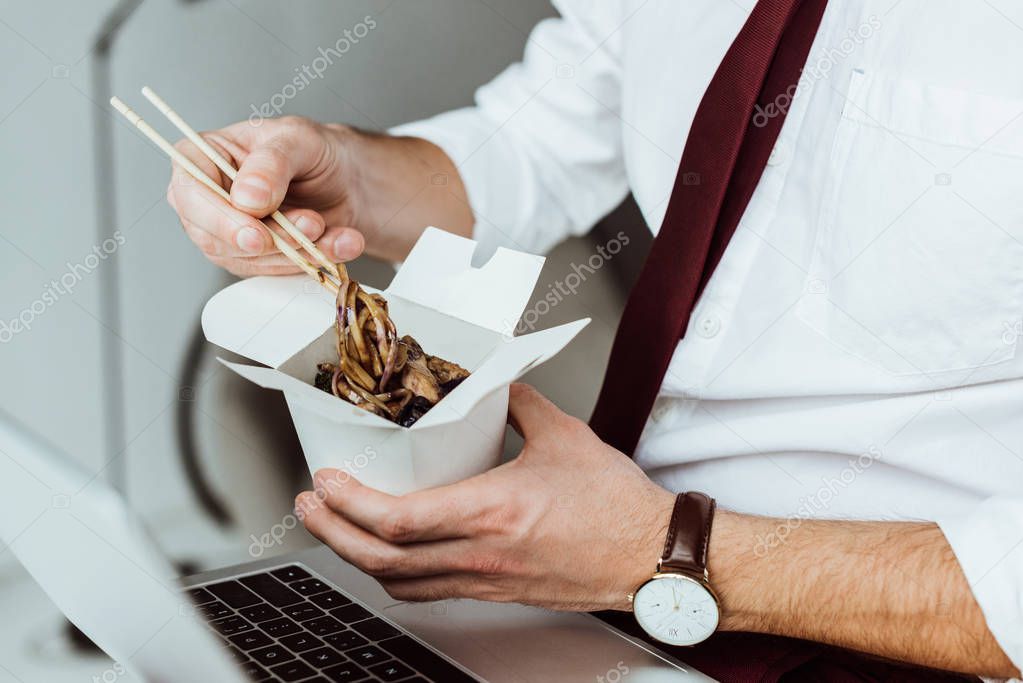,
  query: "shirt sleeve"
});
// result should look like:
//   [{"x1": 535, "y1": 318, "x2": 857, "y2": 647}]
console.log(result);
[
  {"x1": 938, "y1": 497, "x2": 1023, "y2": 674},
  {"x1": 389, "y1": 0, "x2": 629, "y2": 259}
]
